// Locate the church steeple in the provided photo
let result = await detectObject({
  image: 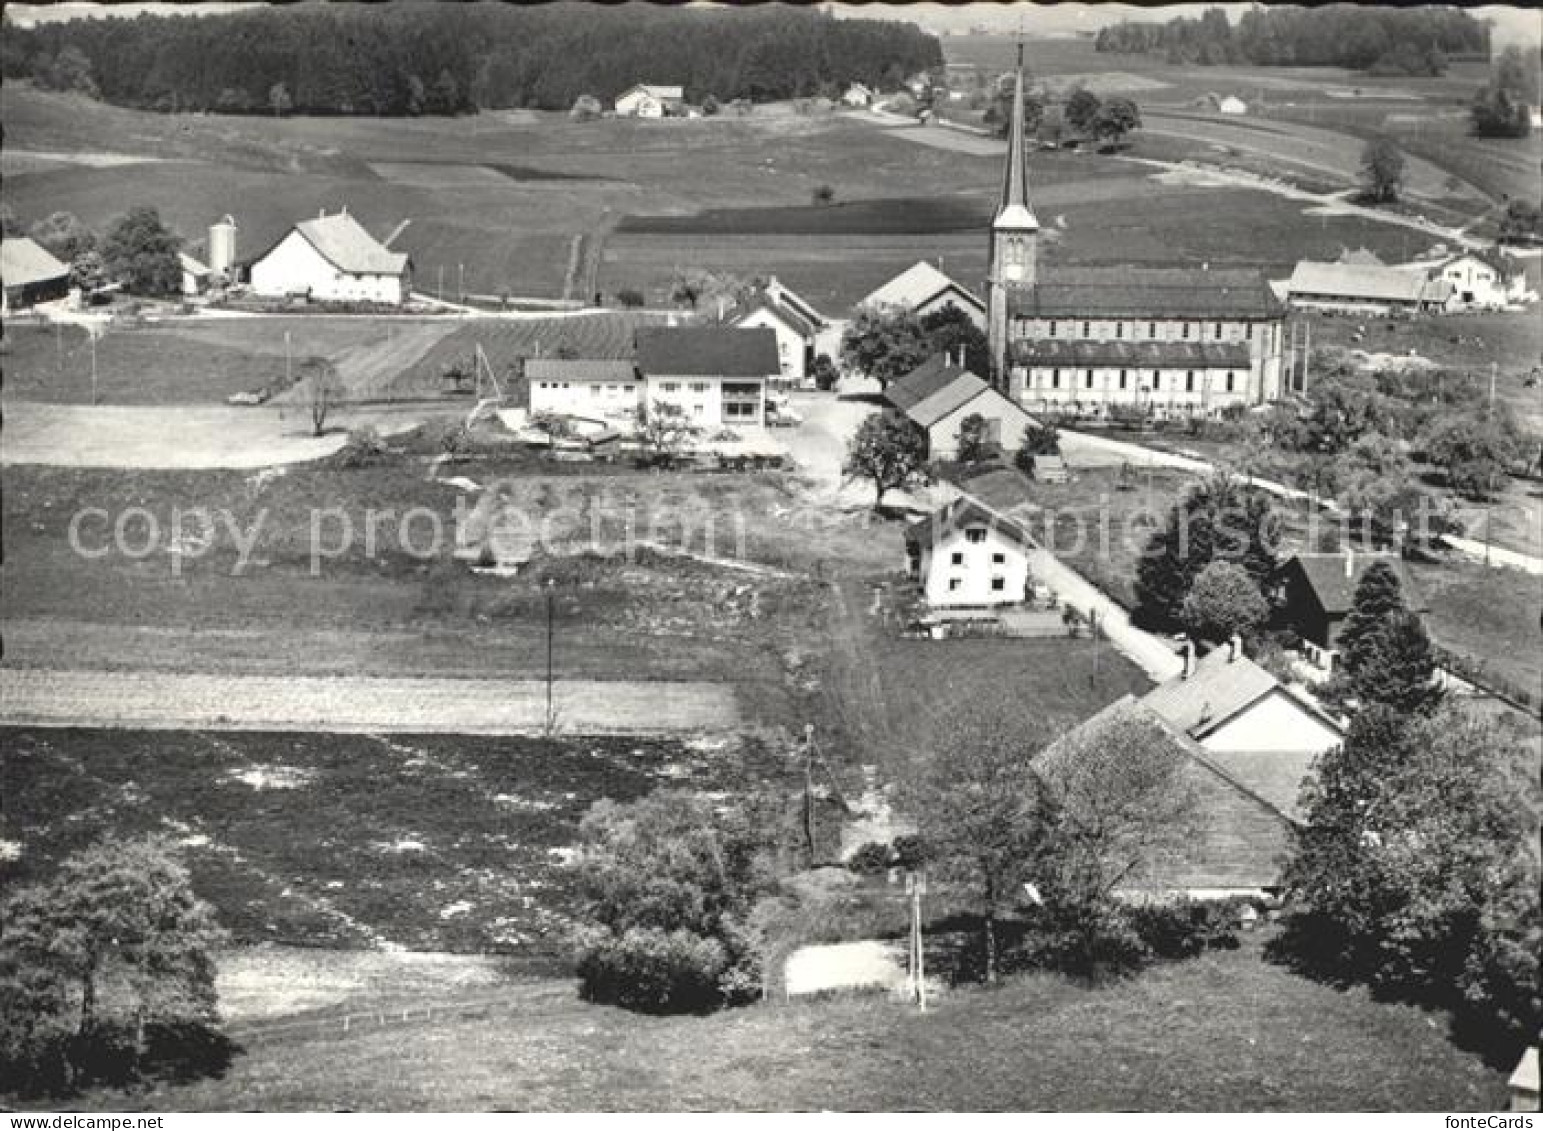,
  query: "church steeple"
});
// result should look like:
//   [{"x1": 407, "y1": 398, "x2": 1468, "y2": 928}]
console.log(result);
[{"x1": 987, "y1": 42, "x2": 1039, "y2": 381}]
